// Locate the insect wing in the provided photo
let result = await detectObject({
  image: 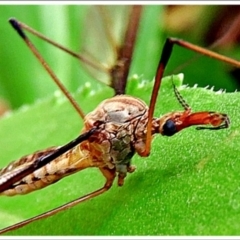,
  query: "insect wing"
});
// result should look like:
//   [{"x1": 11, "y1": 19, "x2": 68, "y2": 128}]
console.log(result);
[{"x1": 79, "y1": 6, "x2": 135, "y2": 89}]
